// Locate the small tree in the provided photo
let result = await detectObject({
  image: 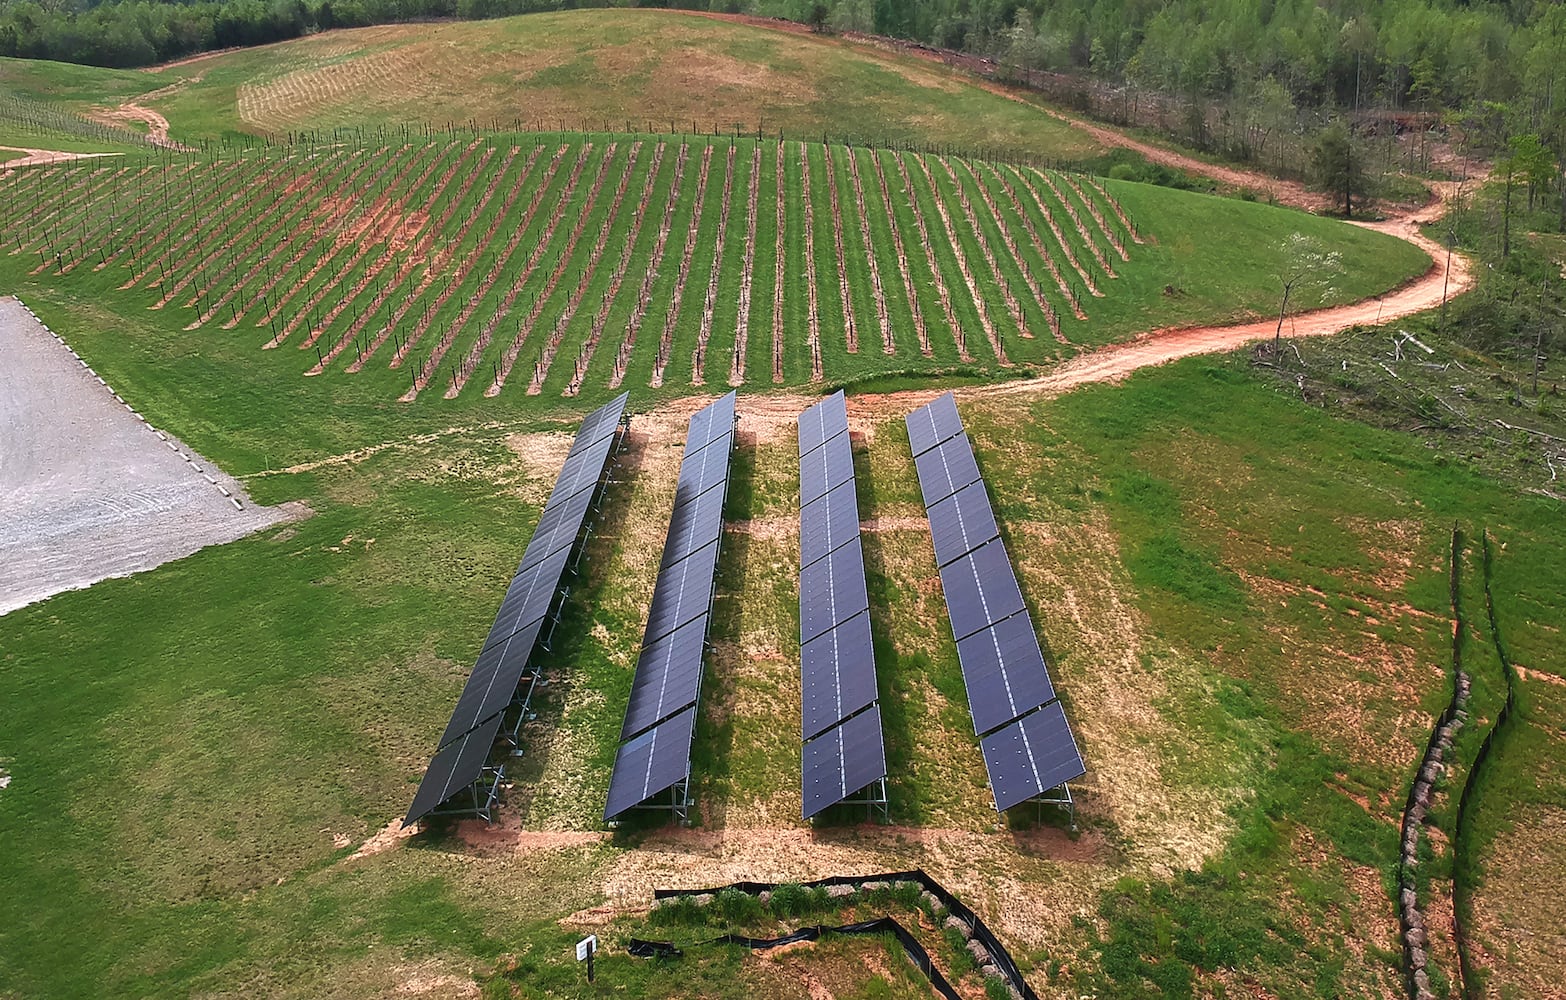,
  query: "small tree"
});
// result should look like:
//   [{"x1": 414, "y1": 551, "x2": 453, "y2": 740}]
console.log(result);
[
  {"x1": 1311, "y1": 122, "x2": 1365, "y2": 218},
  {"x1": 1272, "y1": 233, "x2": 1344, "y2": 357}
]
